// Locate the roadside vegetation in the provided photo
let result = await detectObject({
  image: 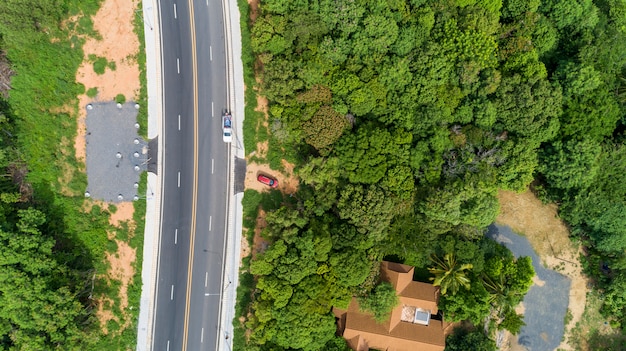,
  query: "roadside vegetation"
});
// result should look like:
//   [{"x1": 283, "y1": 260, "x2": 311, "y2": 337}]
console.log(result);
[
  {"x1": 0, "y1": 0, "x2": 147, "y2": 349},
  {"x1": 235, "y1": 0, "x2": 626, "y2": 350}
]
